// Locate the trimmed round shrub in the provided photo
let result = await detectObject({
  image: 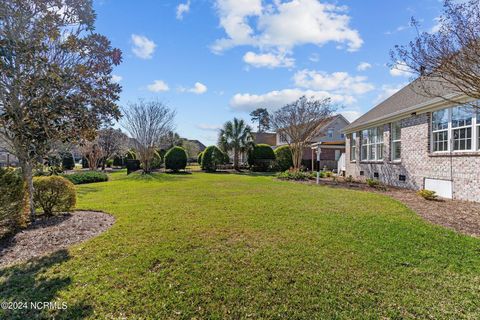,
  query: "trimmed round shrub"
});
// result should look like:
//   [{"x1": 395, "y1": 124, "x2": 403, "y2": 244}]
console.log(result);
[
  {"x1": 201, "y1": 145, "x2": 225, "y2": 172},
  {"x1": 113, "y1": 156, "x2": 124, "y2": 167},
  {"x1": 0, "y1": 168, "x2": 25, "y2": 238},
  {"x1": 125, "y1": 149, "x2": 137, "y2": 160},
  {"x1": 62, "y1": 171, "x2": 108, "y2": 185},
  {"x1": 274, "y1": 145, "x2": 293, "y2": 172},
  {"x1": 33, "y1": 176, "x2": 76, "y2": 216},
  {"x1": 248, "y1": 144, "x2": 275, "y2": 171},
  {"x1": 165, "y1": 146, "x2": 188, "y2": 172},
  {"x1": 197, "y1": 152, "x2": 204, "y2": 165},
  {"x1": 62, "y1": 153, "x2": 75, "y2": 170}
]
